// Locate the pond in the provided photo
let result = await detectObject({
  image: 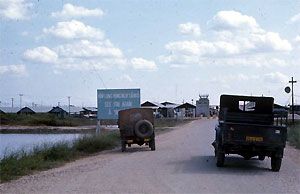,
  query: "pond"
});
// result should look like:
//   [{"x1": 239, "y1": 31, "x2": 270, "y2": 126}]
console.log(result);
[{"x1": 0, "y1": 134, "x2": 83, "y2": 159}]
